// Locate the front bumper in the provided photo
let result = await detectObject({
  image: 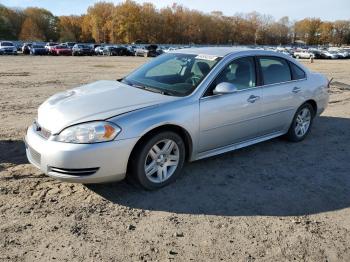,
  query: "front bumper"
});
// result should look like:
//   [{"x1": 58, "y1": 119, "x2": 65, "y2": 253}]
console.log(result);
[{"x1": 25, "y1": 125, "x2": 139, "y2": 183}]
